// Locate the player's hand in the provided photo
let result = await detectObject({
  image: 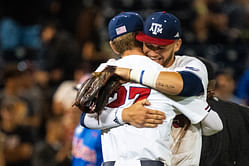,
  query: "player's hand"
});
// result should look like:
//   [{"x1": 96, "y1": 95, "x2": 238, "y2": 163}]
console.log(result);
[{"x1": 122, "y1": 99, "x2": 166, "y2": 128}]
